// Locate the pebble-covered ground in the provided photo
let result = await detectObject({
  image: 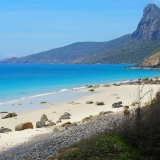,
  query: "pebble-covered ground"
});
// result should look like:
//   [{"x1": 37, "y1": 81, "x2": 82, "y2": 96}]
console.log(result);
[{"x1": 0, "y1": 110, "x2": 134, "y2": 160}]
